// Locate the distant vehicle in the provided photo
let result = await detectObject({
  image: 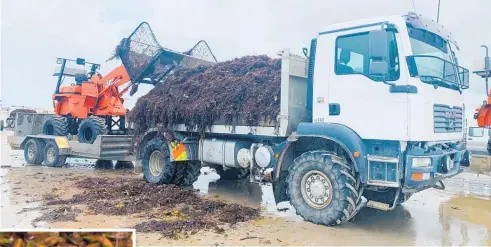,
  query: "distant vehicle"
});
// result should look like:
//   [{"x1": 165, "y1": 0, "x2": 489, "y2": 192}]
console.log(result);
[{"x1": 467, "y1": 126, "x2": 491, "y2": 154}]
